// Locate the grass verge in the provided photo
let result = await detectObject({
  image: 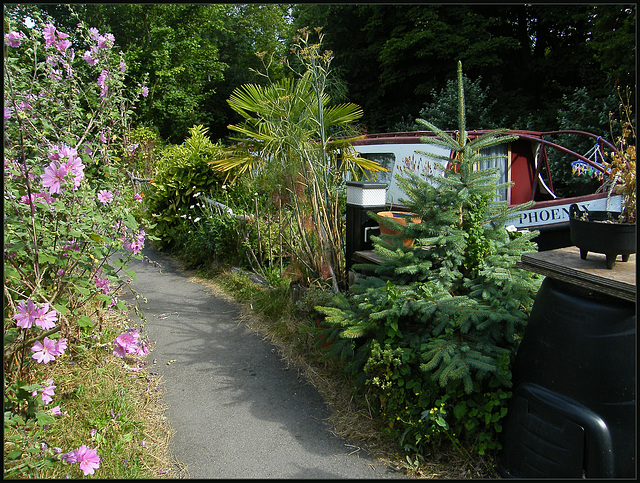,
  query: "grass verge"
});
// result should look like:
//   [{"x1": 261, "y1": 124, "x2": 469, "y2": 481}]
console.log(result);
[{"x1": 3, "y1": 301, "x2": 184, "y2": 479}]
